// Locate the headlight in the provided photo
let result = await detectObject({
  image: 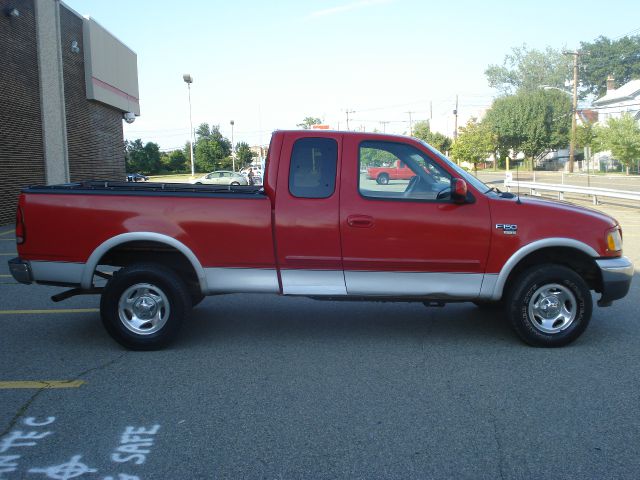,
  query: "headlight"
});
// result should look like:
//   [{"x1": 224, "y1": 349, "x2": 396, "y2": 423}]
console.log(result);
[{"x1": 606, "y1": 227, "x2": 622, "y2": 252}]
